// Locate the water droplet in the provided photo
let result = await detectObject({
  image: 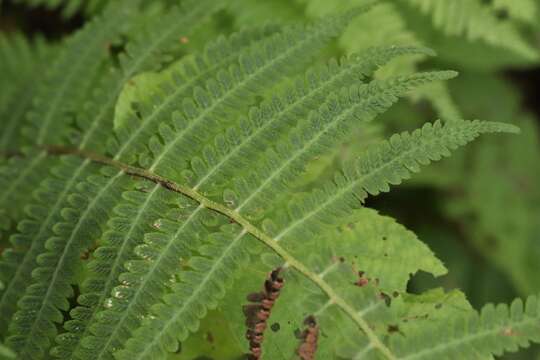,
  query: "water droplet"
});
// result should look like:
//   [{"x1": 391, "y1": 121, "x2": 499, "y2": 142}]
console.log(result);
[
  {"x1": 113, "y1": 286, "x2": 129, "y2": 299},
  {"x1": 104, "y1": 298, "x2": 113, "y2": 309},
  {"x1": 152, "y1": 220, "x2": 162, "y2": 229}
]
